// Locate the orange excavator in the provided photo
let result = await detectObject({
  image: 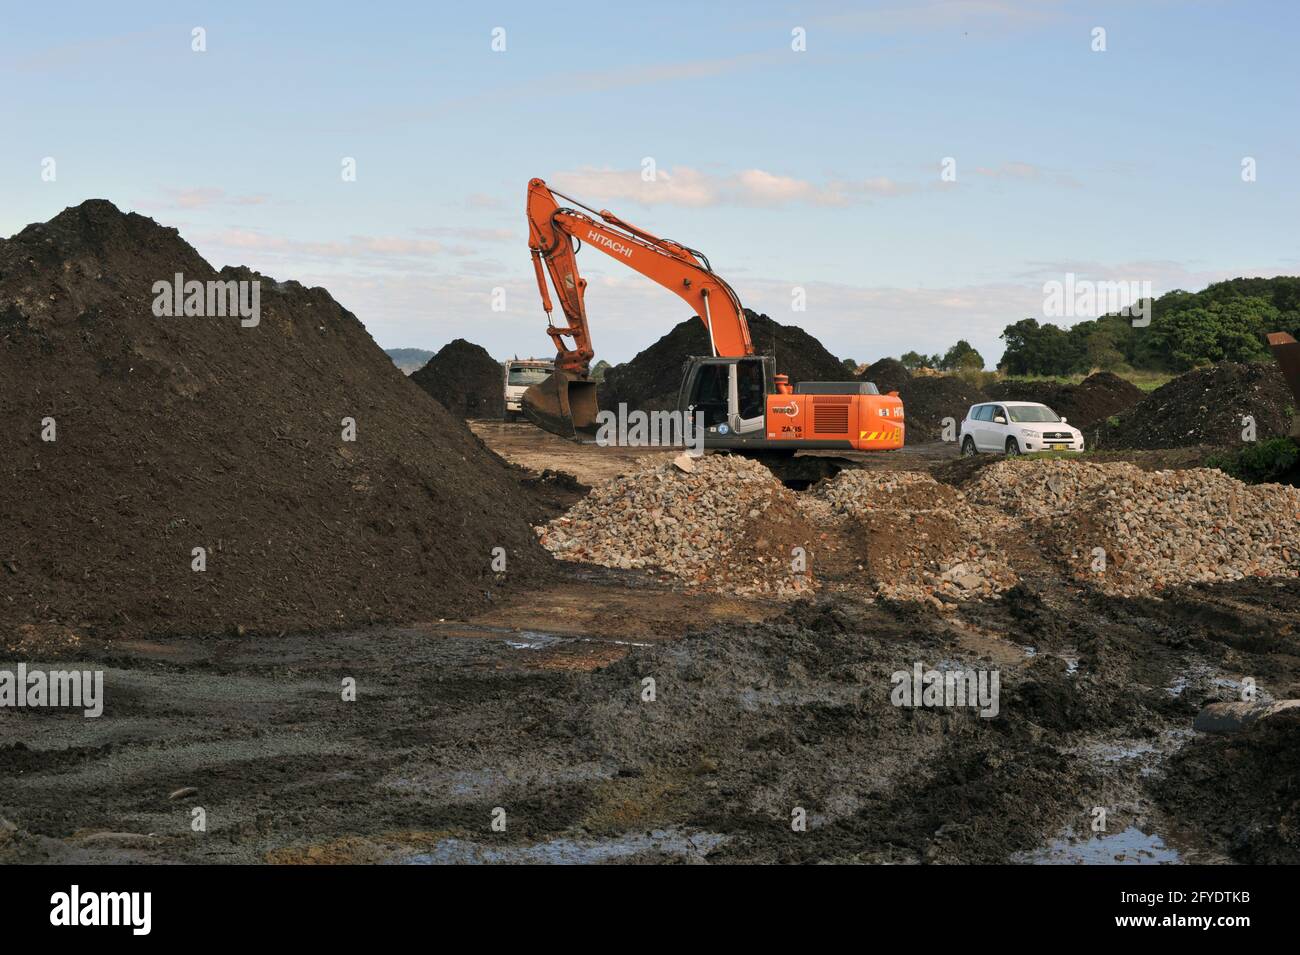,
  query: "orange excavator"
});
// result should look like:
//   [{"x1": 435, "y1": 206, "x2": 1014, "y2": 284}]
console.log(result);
[{"x1": 522, "y1": 177, "x2": 905, "y2": 455}]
